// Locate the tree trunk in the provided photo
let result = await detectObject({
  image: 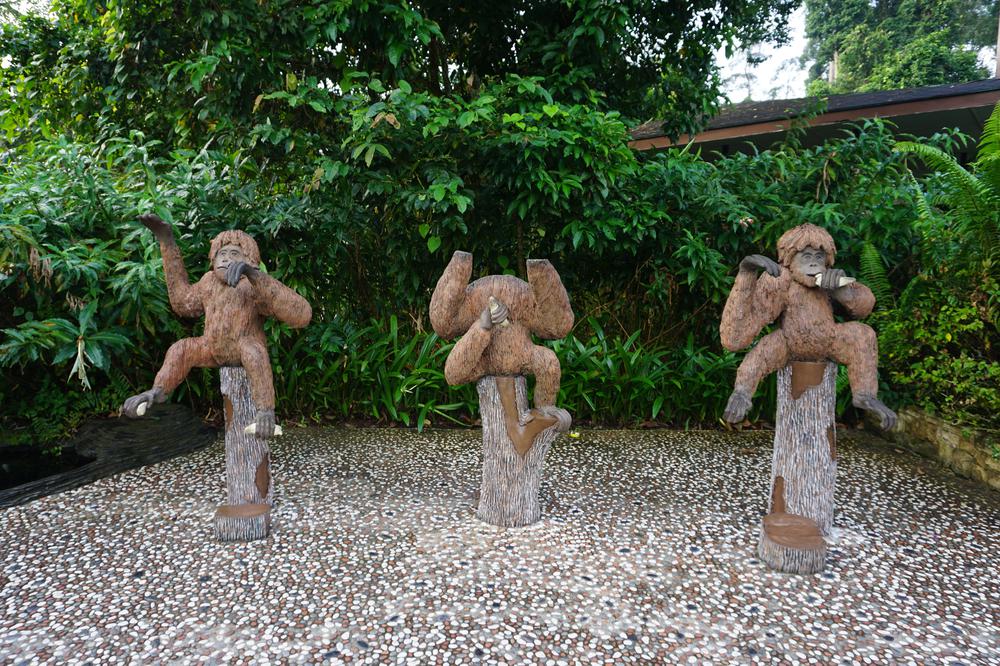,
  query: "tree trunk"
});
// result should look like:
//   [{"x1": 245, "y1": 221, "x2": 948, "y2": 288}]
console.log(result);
[
  {"x1": 475, "y1": 376, "x2": 570, "y2": 528},
  {"x1": 995, "y1": 9, "x2": 1000, "y2": 78},
  {"x1": 757, "y1": 361, "x2": 837, "y2": 574},
  {"x1": 214, "y1": 367, "x2": 273, "y2": 542}
]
